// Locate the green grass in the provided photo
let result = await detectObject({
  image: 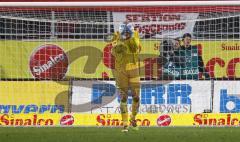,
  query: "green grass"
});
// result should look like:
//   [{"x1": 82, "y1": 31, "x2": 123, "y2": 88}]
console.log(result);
[{"x1": 0, "y1": 127, "x2": 240, "y2": 142}]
